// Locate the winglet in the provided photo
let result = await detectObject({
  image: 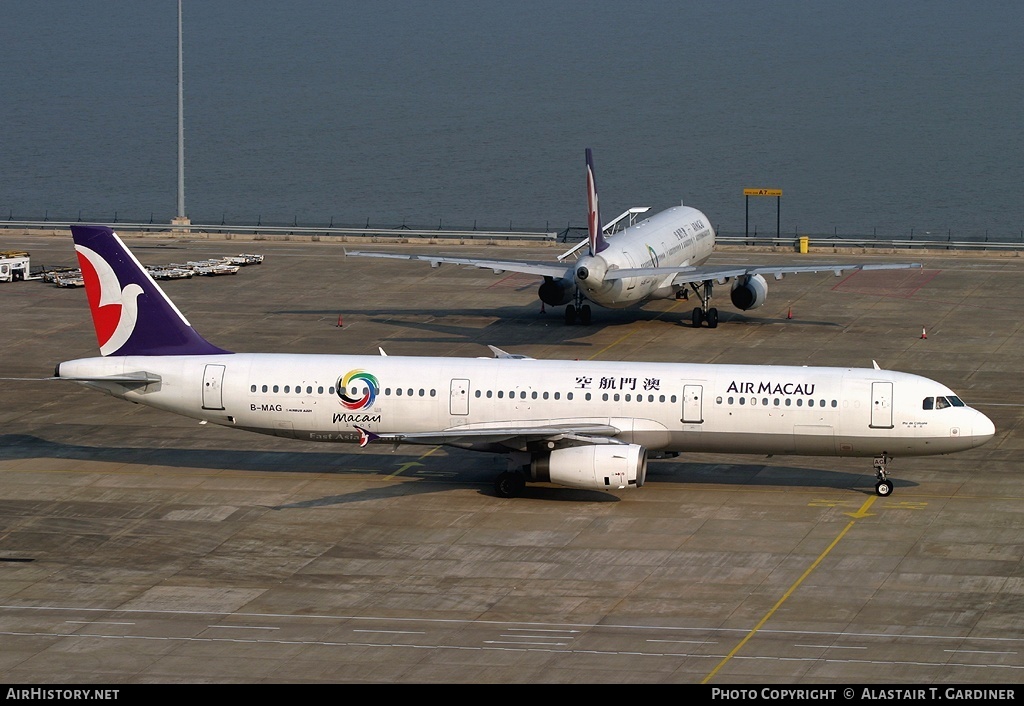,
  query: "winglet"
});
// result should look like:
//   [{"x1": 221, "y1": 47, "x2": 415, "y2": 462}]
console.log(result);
[
  {"x1": 355, "y1": 425, "x2": 380, "y2": 448},
  {"x1": 585, "y1": 148, "x2": 609, "y2": 255},
  {"x1": 70, "y1": 225, "x2": 230, "y2": 357}
]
